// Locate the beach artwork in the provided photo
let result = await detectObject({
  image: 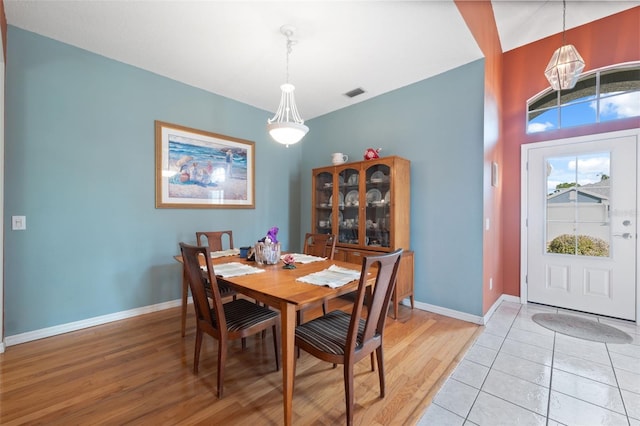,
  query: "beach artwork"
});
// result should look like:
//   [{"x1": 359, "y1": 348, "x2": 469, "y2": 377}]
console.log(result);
[{"x1": 155, "y1": 121, "x2": 255, "y2": 208}]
